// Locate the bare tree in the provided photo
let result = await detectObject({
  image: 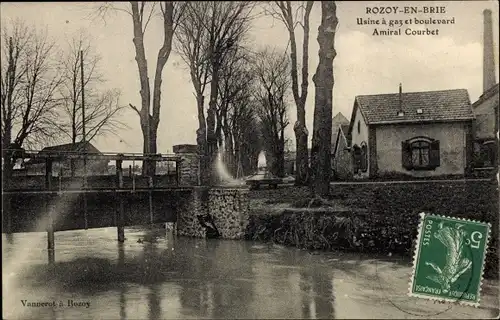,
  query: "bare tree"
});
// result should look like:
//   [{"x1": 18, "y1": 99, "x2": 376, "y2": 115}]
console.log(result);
[
  {"x1": 217, "y1": 47, "x2": 255, "y2": 176},
  {"x1": 96, "y1": 2, "x2": 185, "y2": 176},
  {"x1": 265, "y1": 1, "x2": 314, "y2": 185},
  {"x1": 230, "y1": 93, "x2": 261, "y2": 177},
  {"x1": 175, "y1": 2, "x2": 212, "y2": 183},
  {"x1": 1, "y1": 20, "x2": 63, "y2": 184},
  {"x1": 253, "y1": 48, "x2": 290, "y2": 177},
  {"x1": 234, "y1": 107, "x2": 261, "y2": 177},
  {"x1": 58, "y1": 31, "x2": 125, "y2": 146},
  {"x1": 203, "y1": 1, "x2": 254, "y2": 162},
  {"x1": 311, "y1": 1, "x2": 338, "y2": 196},
  {"x1": 175, "y1": 1, "x2": 255, "y2": 184}
]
